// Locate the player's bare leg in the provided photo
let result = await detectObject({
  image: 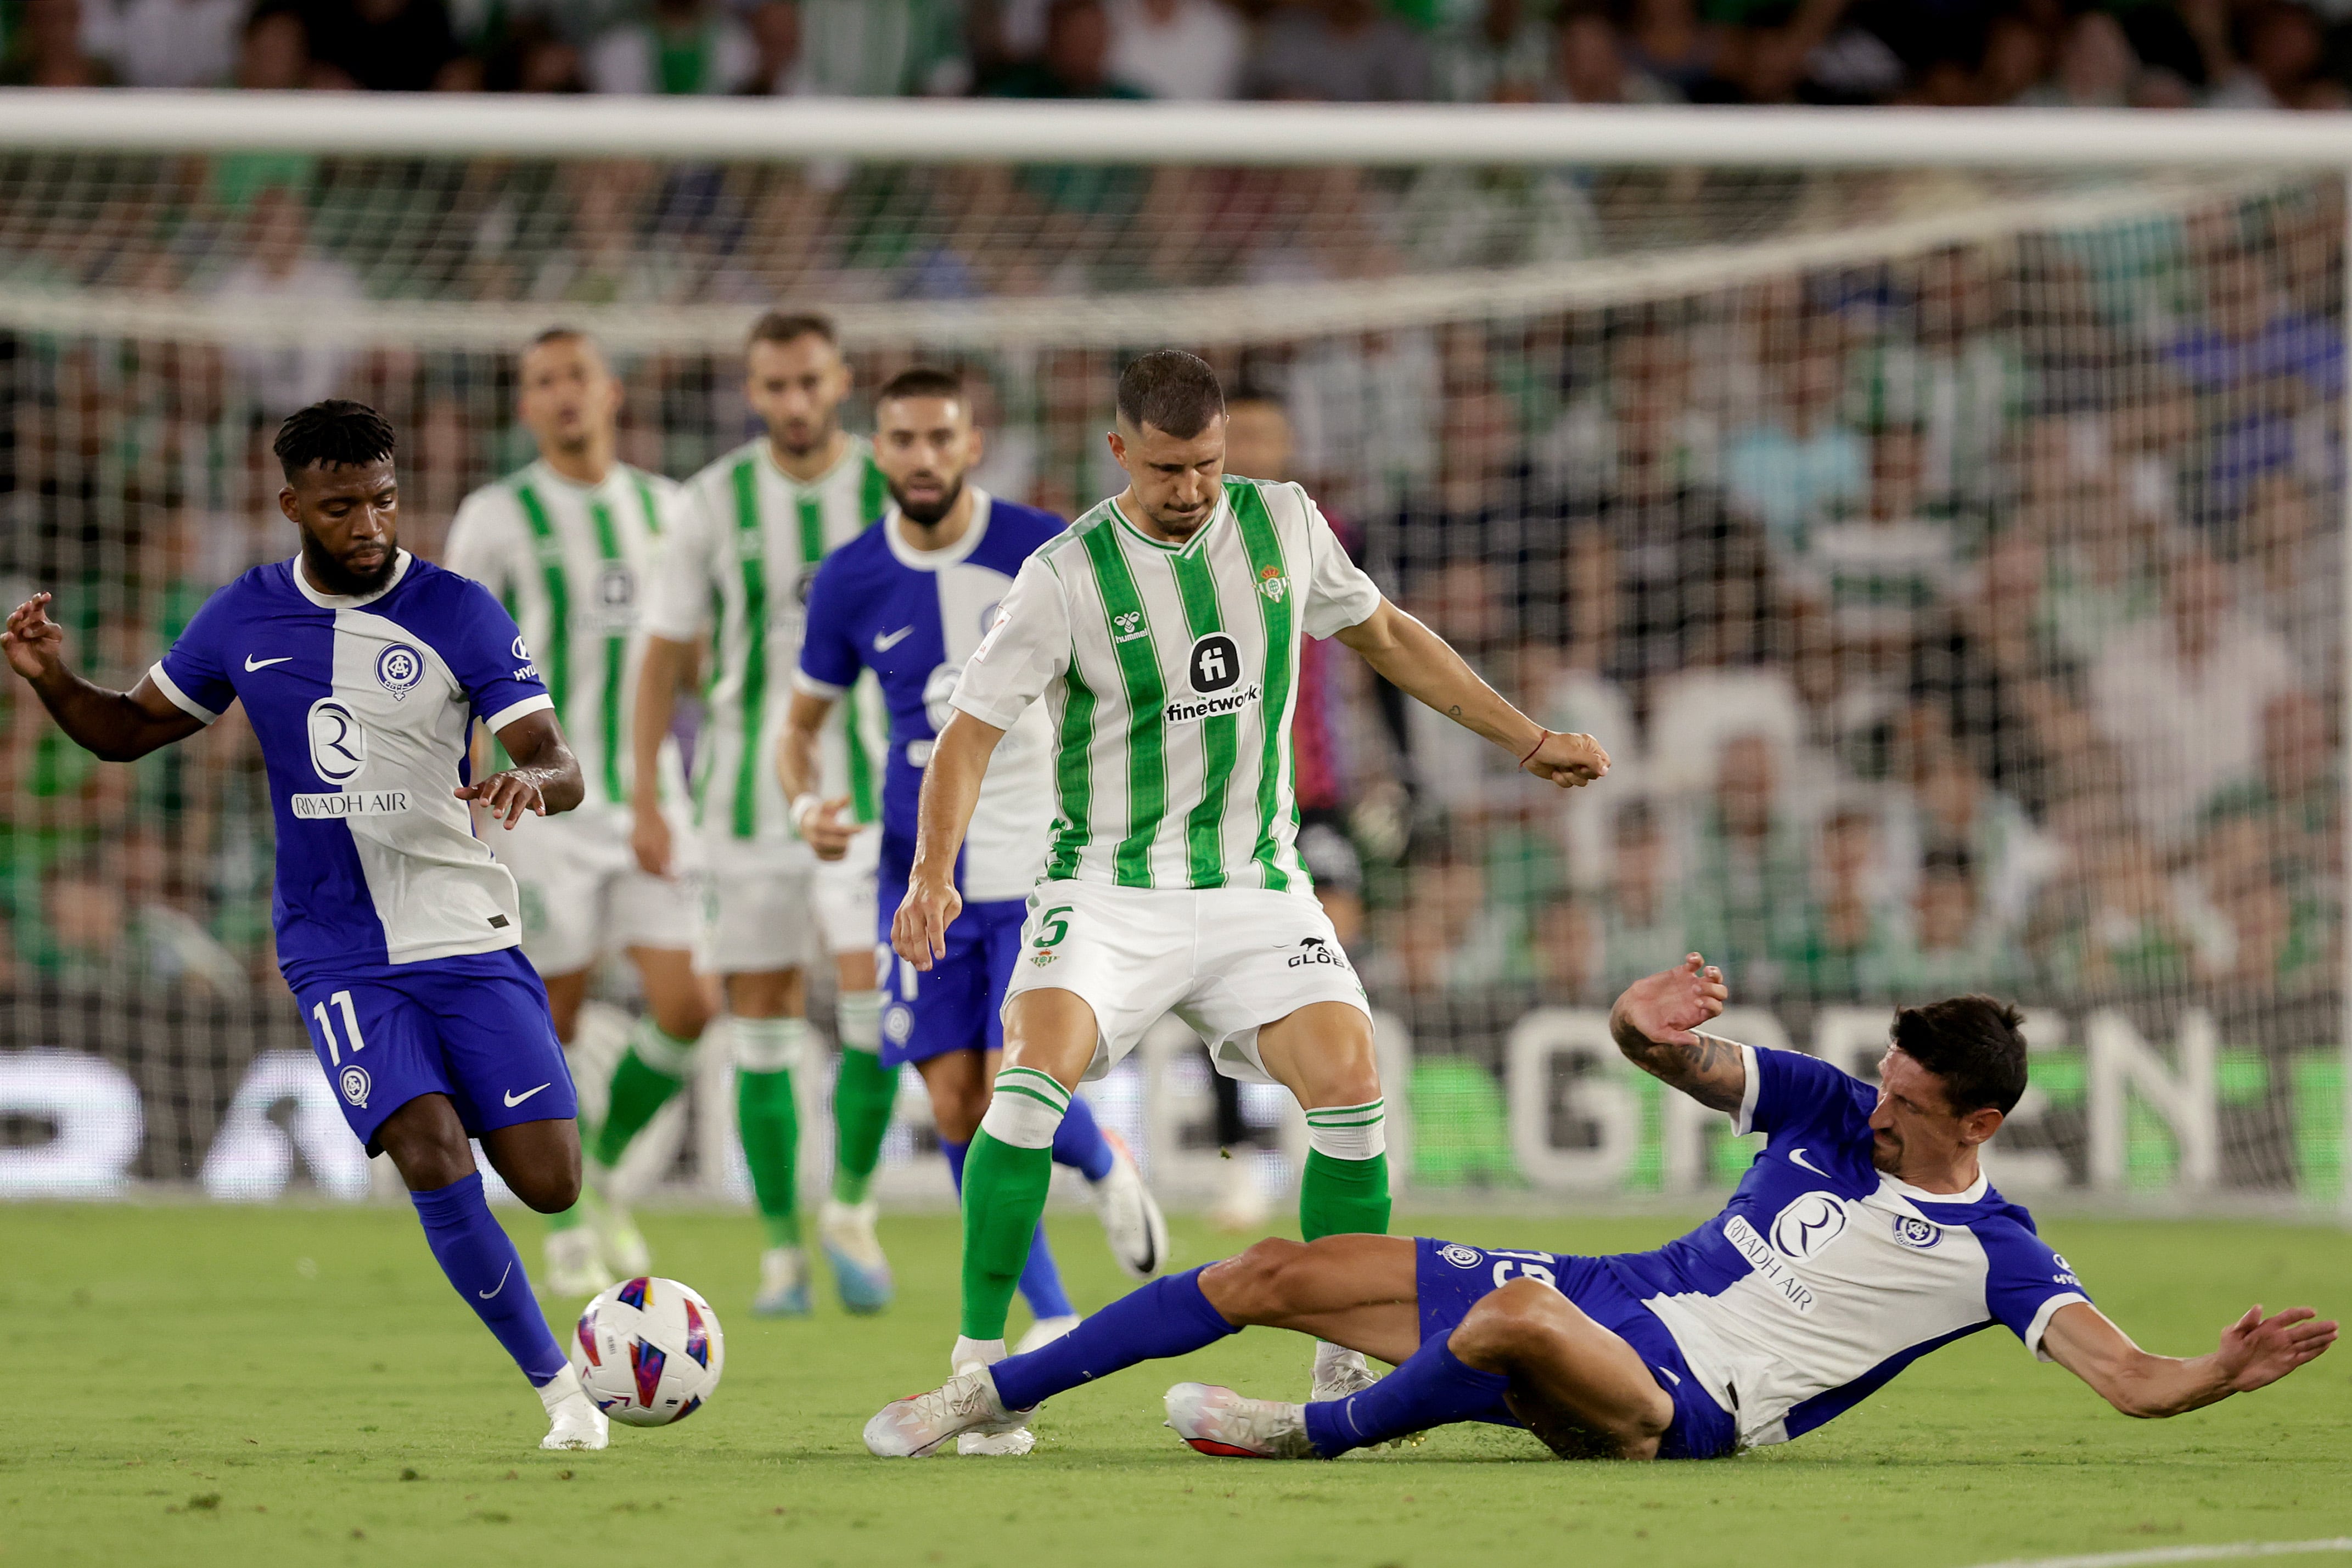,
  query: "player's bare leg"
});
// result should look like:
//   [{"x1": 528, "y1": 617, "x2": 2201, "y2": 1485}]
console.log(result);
[
  {"x1": 1449, "y1": 1279, "x2": 1675, "y2": 1460},
  {"x1": 729, "y1": 966, "x2": 816, "y2": 1317},
  {"x1": 1254, "y1": 1003, "x2": 1390, "y2": 1401},
  {"x1": 376, "y1": 1094, "x2": 607, "y2": 1451},
  {"x1": 821, "y1": 946, "x2": 897, "y2": 1316}
]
